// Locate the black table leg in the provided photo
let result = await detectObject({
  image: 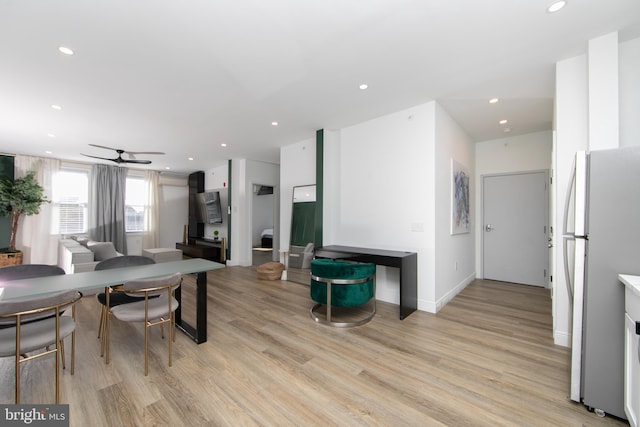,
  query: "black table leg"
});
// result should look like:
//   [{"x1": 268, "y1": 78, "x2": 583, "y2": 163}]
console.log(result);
[
  {"x1": 175, "y1": 271, "x2": 208, "y2": 344},
  {"x1": 400, "y1": 253, "x2": 418, "y2": 319}
]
